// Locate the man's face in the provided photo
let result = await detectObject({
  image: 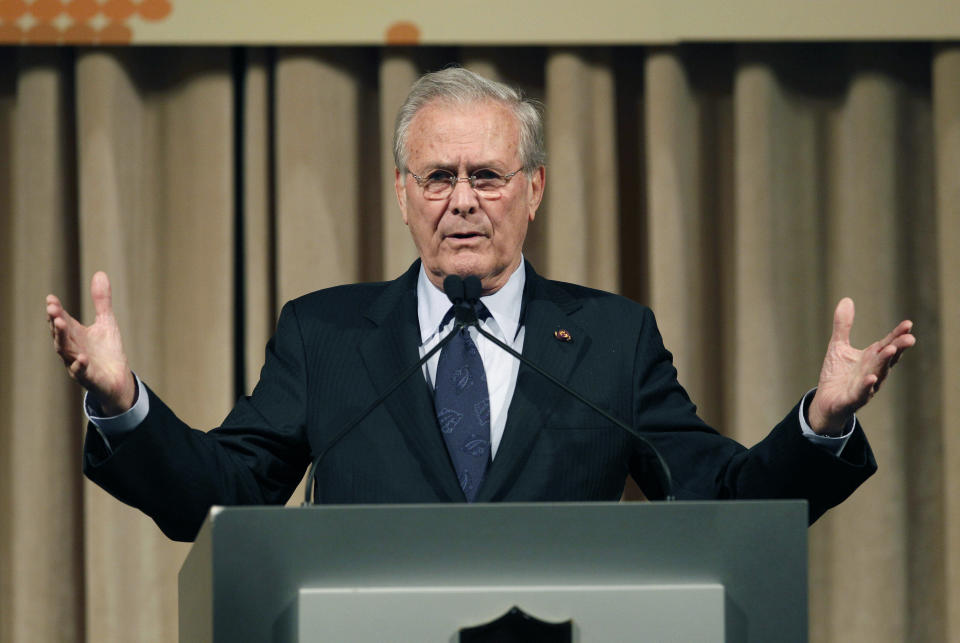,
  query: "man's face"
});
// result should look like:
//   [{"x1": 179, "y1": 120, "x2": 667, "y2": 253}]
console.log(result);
[{"x1": 395, "y1": 99, "x2": 545, "y2": 294}]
